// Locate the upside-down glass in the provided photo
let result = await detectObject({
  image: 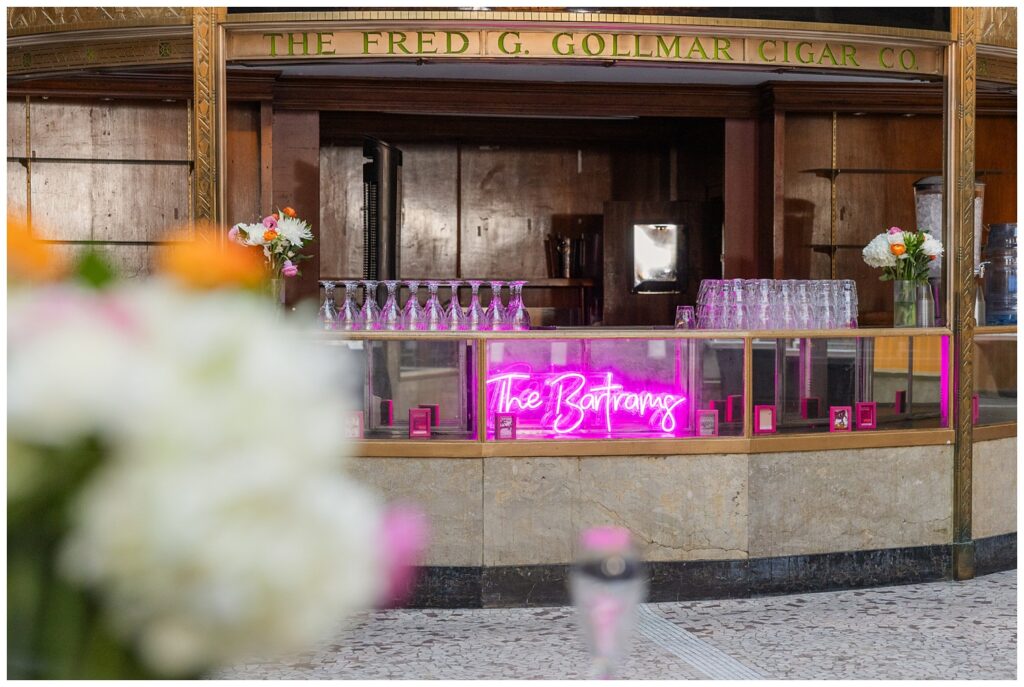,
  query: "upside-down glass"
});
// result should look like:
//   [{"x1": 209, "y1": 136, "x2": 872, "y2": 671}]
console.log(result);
[
  {"x1": 447, "y1": 280, "x2": 469, "y2": 331},
  {"x1": 360, "y1": 280, "x2": 381, "y2": 330},
  {"x1": 506, "y1": 280, "x2": 531, "y2": 331},
  {"x1": 403, "y1": 280, "x2": 425, "y2": 331},
  {"x1": 466, "y1": 280, "x2": 490, "y2": 331},
  {"x1": 486, "y1": 280, "x2": 507, "y2": 330},
  {"x1": 423, "y1": 280, "x2": 448, "y2": 331},
  {"x1": 318, "y1": 280, "x2": 338, "y2": 330},
  {"x1": 380, "y1": 280, "x2": 402, "y2": 331},
  {"x1": 338, "y1": 280, "x2": 362, "y2": 331}
]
